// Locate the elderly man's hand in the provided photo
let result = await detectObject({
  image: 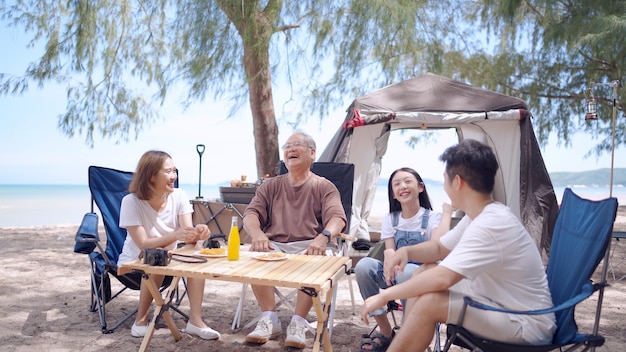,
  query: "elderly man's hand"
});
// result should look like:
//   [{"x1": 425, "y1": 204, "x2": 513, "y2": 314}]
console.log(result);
[
  {"x1": 250, "y1": 232, "x2": 274, "y2": 252},
  {"x1": 304, "y1": 236, "x2": 328, "y2": 256}
]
